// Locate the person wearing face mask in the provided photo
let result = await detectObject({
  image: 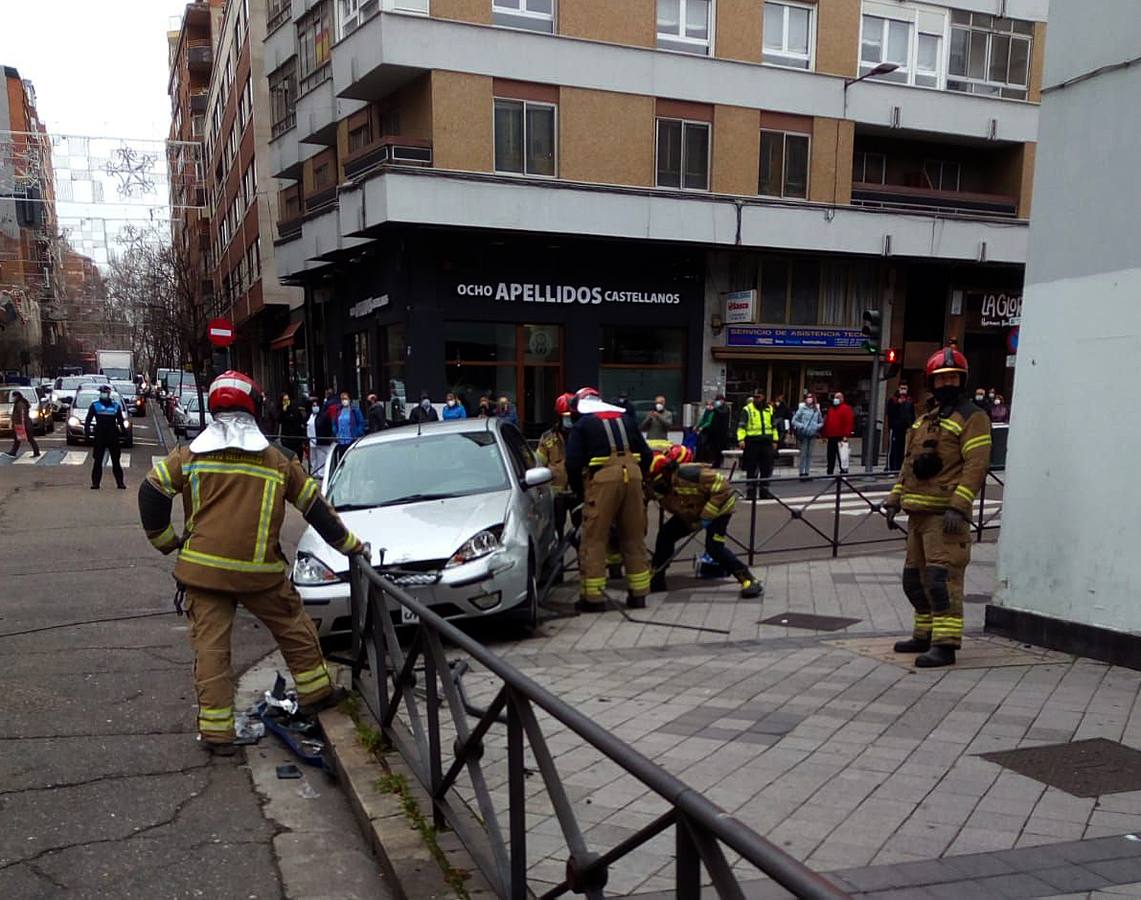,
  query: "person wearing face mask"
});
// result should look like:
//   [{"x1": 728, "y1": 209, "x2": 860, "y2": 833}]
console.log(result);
[
  {"x1": 409, "y1": 391, "x2": 440, "y2": 425},
  {"x1": 990, "y1": 393, "x2": 1010, "y2": 424},
  {"x1": 332, "y1": 391, "x2": 365, "y2": 466},
  {"x1": 85, "y1": 384, "x2": 127, "y2": 489},
  {"x1": 820, "y1": 391, "x2": 855, "y2": 475},
  {"x1": 885, "y1": 383, "x2": 916, "y2": 473},
  {"x1": 278, "y1": 392, "x2": 307, "y2": 457},
  {"x1": 366, "y1": 392, "x2": 387, "y2": 432},
  {"x1": 442, "y1": 391, "x2": 467, "y2": 420},
  {"x1": 790, "y1": 392, "x2": 823, "y2": 479},
  {"x1": 640, "y1": 394, "x2": 673, "y2": 446},
  {"x1": 306, "y1": 399, "x2": 329, "y2": 477},
  {"x1": 881, "y1": 349, "x2": 991, "y2": 668},
  {"x1": 736, "y1": 388, "x2": 779, "y2": 500},
  {"x1": 495, "y1": 395, "x2": 519, "y2": 427}
]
